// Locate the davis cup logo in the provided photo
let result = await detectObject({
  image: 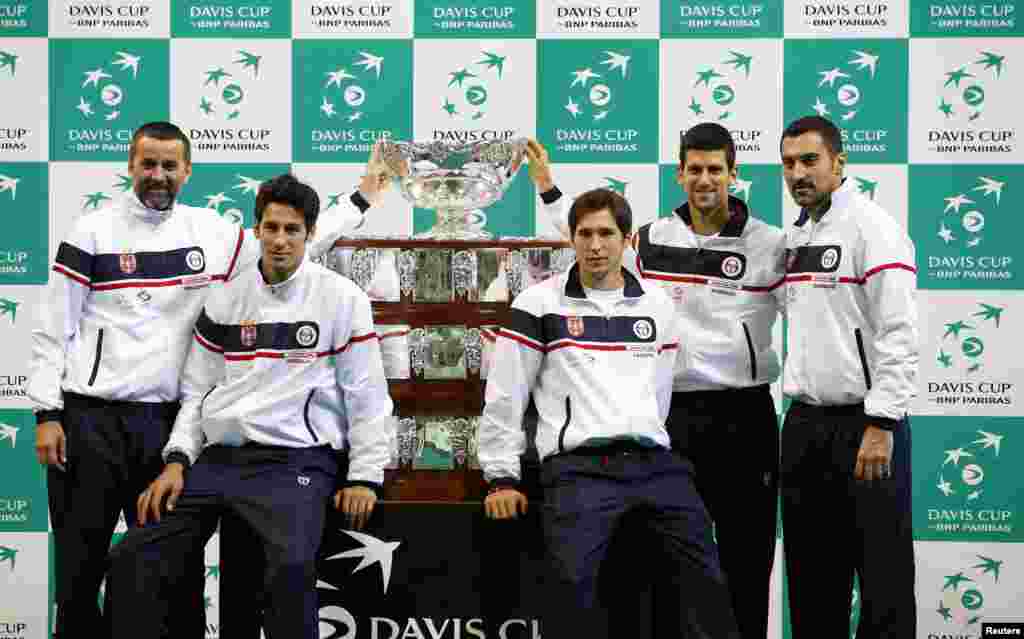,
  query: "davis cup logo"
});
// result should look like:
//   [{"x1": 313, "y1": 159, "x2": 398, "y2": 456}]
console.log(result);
[
  {"x1": 936, "y1": 303, "x2": 1004, "y2": 374},
  {"x1": 687, "y1": 51, "x2": 752, "y2": 123},
  {"x1": 441, "y1": 50, "x2": 506, "y2": 122},
  {"x1": 937, "y1": 51, "x2": 1006, "y2": 123},
  {"x1": 935, "y1": 555, "x2": 1005, "y2": 629},
  {"x1": 186, "y1": 249, "x2": 205, "y2": 272},
  {"x1": 936, "y1": 176, "x2": 1004, "y2": 251},
  {"x1": 721, "y1": 255, "x2": 743, "y2": 278},
  {"x1": 632, "y1": 319, "x2": 653, "y2": 339},
  {"x1": 563, "y1": 50, "x2": 629, "y2": 123},
  {"x1": 809, "y1": 50, "x2": 879, "y2": 124},
  {"x1": 199, "y1": 51, "x2": 262, "y2": 121},
  {"x1": 296, "y1": 325, "x2": 319, "y2": 347},
  {"x1": 317, "y1": 530, "x2": 402, "y2": 638},
  {"x1": 320, "y1": 51, "x2": 385, "y2": 124},
  {"x1": 935, "y1": 430, "x2": 1003, "y2": 505},
  {"x1": 76, "y1": 51, "x2": 142, "y2": 122}
]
